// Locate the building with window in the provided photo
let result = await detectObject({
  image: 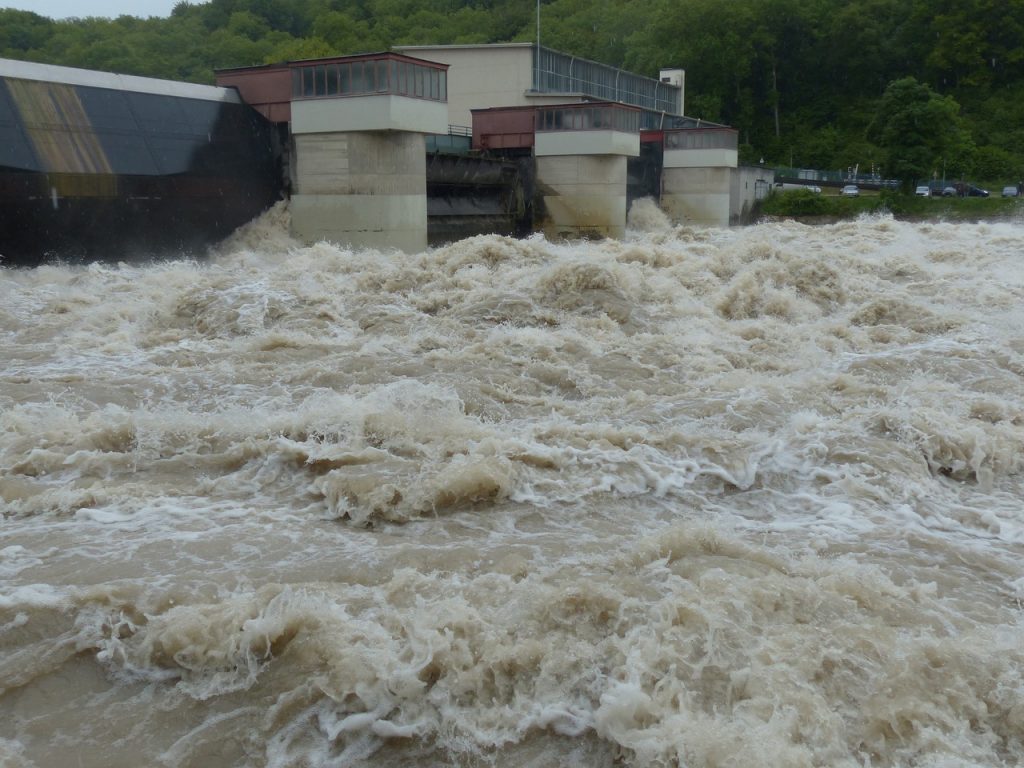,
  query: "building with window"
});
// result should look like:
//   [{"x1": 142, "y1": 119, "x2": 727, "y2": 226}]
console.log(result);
[
  {"x1": 216, "y1": 46, "x2": 768, "y2": 238},
  {"x1": 394, "y1": 43, "x2": 683, "y2": 131},
  {"x1": 217, "y1": 53, "x2": 449, "y2": 252}
]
